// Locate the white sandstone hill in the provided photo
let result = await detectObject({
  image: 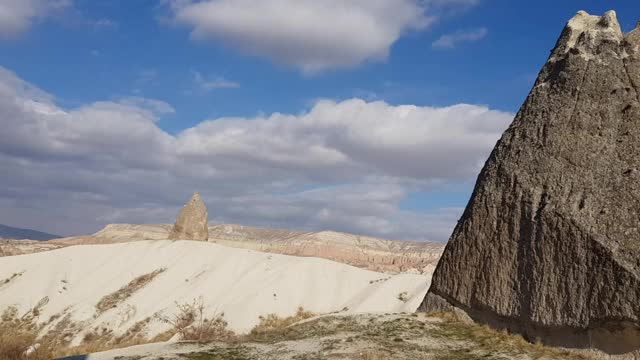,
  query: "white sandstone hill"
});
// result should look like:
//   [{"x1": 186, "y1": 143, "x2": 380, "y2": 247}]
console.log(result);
[
  {"x1": 0, "y1": 223, "x2": 444, "y2": 274},
  {"x1": 0, "y1": 240, "x2": 429, "y2": 346},
  {"x1": 85, "y1": 223, "x2": 445, "y2": 274}
]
